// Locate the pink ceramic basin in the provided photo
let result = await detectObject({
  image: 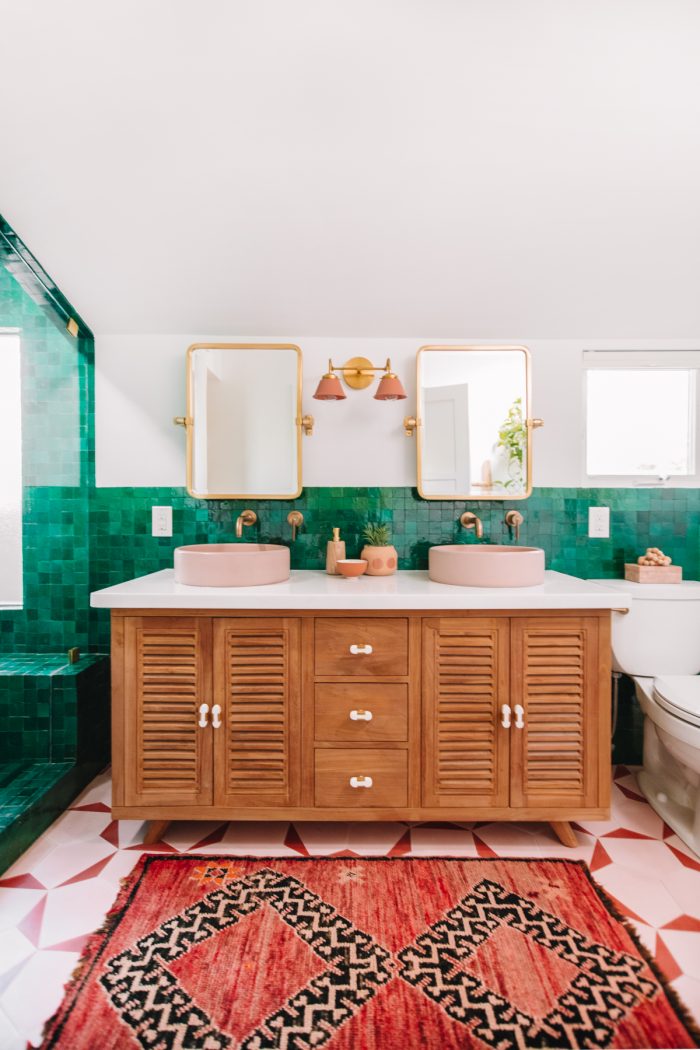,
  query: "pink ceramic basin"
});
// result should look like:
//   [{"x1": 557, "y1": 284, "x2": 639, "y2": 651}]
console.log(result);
[
  {"x1": 174, "y1": 544, "x2": 290, "y2": 587},
  {"x1": 429, "y1": 544, "x2": 545, "y2": 587}
]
